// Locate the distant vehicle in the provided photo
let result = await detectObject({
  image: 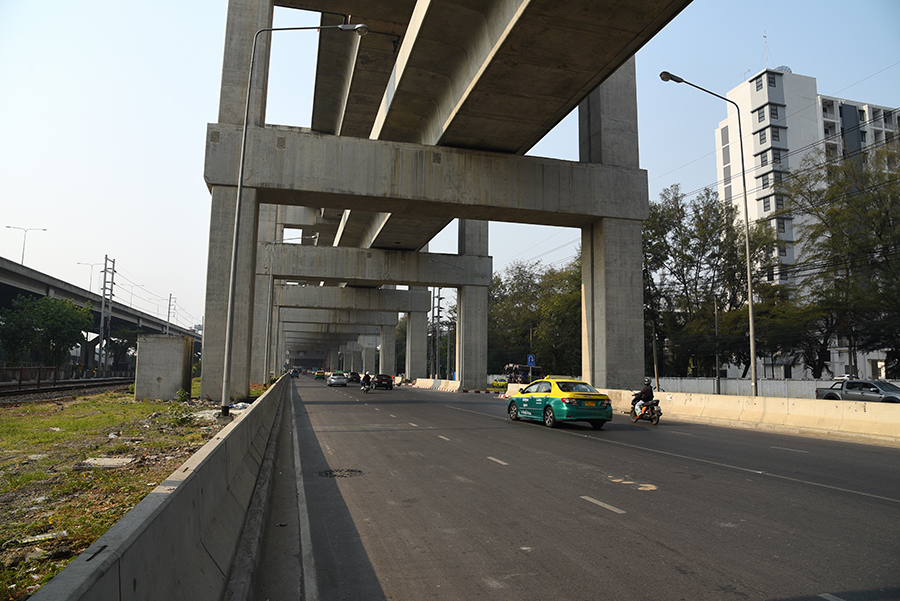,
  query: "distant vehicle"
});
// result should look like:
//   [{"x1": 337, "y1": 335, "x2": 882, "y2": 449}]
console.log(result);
[
  {"x1": 290, "y1": 369, "x2": 299, "y2": 378},
  {"x1": 373, "y1": 374, "x2": 393, "y2": 390},
  {"x1": 815, "y1": 379, "x2": 900, "y2": 403},
  {"x1": 504, "y1": 363, "x2": 543, "y2": 384},
  {"x1": 347, "y1": 372, "x2": 361, "y2": 383},
  {"x1": 491, "y1": 378, "x2": 508, "y2": 388},
  {"x1": 507, "y1": 378, "x2": 611, "y2": 429},
  {"x1": 314, "y1": 370, "x2": 326, "y2": 380},
  {"x1": 327, "y1": 372, "x2": 348, "y2": 387}
]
